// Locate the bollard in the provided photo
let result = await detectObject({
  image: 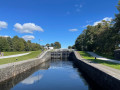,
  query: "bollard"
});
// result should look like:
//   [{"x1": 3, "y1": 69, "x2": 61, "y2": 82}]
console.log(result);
[{"x1": 95, "y1": 57, "x2": 96, "y2": 60}]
